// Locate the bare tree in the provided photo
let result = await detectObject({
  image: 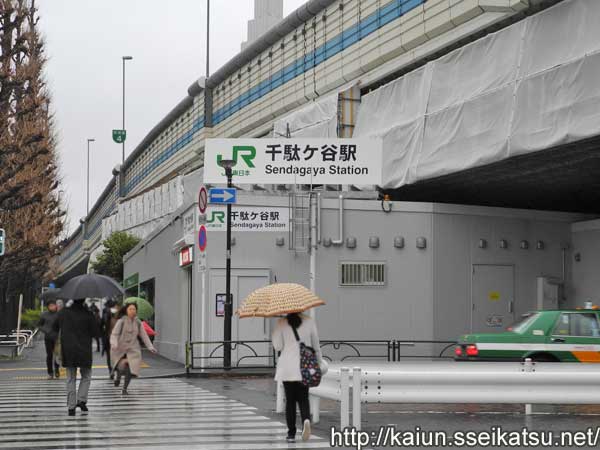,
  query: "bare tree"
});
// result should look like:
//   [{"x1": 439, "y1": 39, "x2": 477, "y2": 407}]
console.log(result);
[{"x1": 0, "y1": 0, "x2": 64, "y2": 331}]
